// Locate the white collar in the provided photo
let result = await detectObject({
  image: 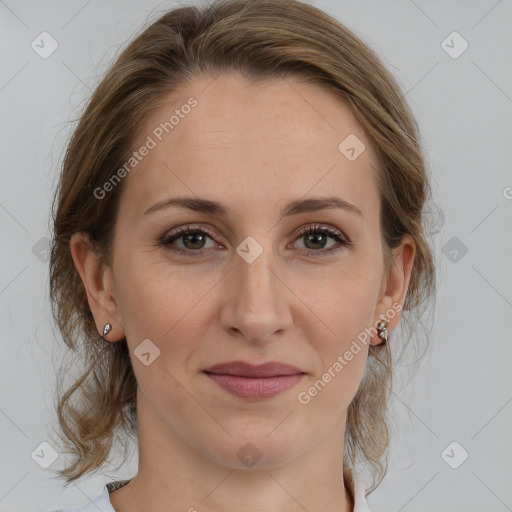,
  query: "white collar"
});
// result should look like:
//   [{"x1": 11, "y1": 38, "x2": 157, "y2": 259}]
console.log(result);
[
  {"x1": 97, "y1": 469, "x2": 371, "y2": 512},
  {"x1": 345, "y1": 467, "x2": 371, "y2": 512}
]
